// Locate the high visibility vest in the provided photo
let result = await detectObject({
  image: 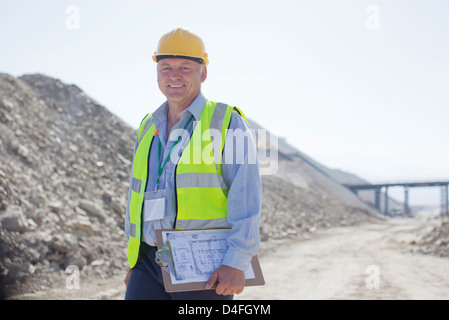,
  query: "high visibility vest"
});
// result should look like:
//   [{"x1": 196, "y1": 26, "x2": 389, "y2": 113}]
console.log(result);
[{"x1": 127, "y1": 100, "x2": 247, "y2": 268}]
